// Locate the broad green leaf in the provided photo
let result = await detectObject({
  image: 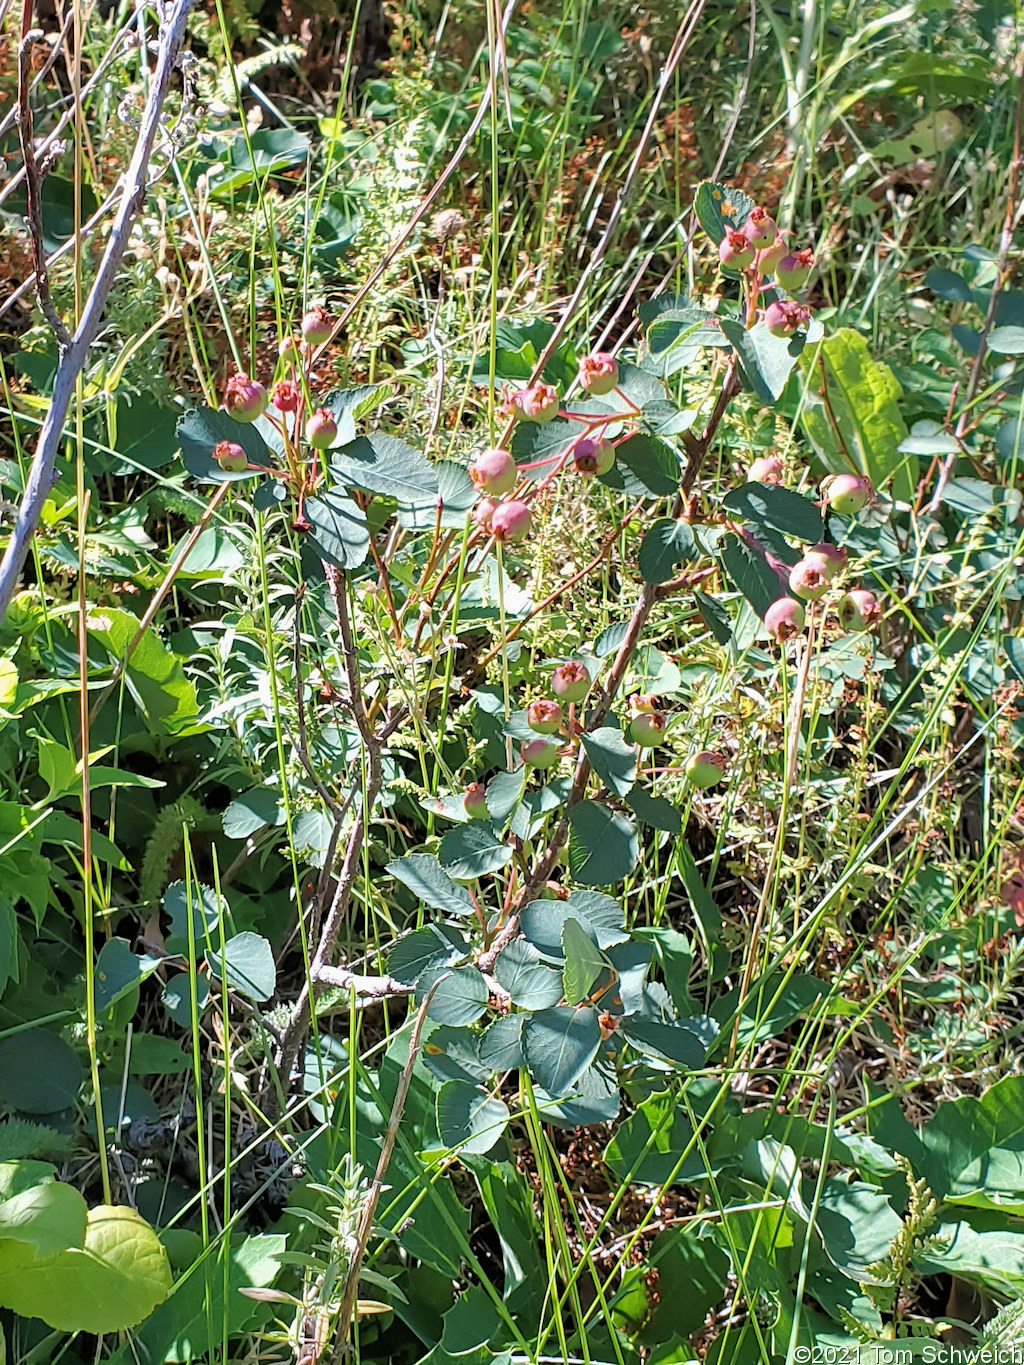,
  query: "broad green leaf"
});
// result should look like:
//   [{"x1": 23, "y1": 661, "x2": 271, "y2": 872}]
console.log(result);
[
  {"x1": 986, "y1": 326, "x2": 1024, "y2": 355},
  {"x1": 719, "y1": 318, "x2": 807, "y2": 404},
  {"x1": 917, "y1": 1212, "x2": 1024, "y2": 1297},
  {"x1": 422, "y1": 967, "x2": 489, "y2": 1026},
  {"x1": 478, "y1": 1015, "x2": 526, "y2": 1071},
  {"x1": 0, "y1": 1182, "x2": 86, "y2": 1257},
  {"x1": 533, "y1": 1058, "x2": 620, "y2": 1129},
  {"x1": 125, "y1": 1034, "x2": 191, "y2": 1076},
  {"x1": 206, "y1": 932, "x2": 276, "y2": 1002},
  {"x1": 799, "y1": 328, "x2": 913, "y2": 502},
  {"x1": 626, "y1": 785, "x2": 682, "y2": 833},
  {"x1": 915, "y1": 1075, "x2": 1024, "y2": 1212},
  {"x1": 438, "y1": 824, "x2": 513, "y2": 881},
  {"x1": 176, "y1": 407, "x2": 268, "y2": 484},
  {"x1": 0, "y1": 895, "x2": 18, "y2": 1000},
  {"x1": 133, "y1": 1233, "x2": 285, "y2": 1363},
  {"x1": 603, "y1": 1090, "x2": 708, "y2": 1186},
  {"x1": 568, "y1": 802, "x2": 638, "y2": 886},
  {"x1": 581, "y1": 726, "x2": 637, "y2": 797},
  {"x1": 387, "y1": 925, "x2": 467, "y2": 987},
  {"x1": 634, "y1": 1228, "x2": 731, "y2": 1343},
  {"x1": 692, "y1": 180, "x2": 756, "y2": 245},
  {"x1": 606, "y1": 433, "x2": 680, "y2": 497},
  {"x1": 95, "y1": 938, "x2": 164, "y2": 1012},
  {"x1": 511, "y1": 418, "x2": 586, "y2": 472},
  {"x1": 494, "y1": 940, "x2": 563, "y2": 1009},
  {"x1": 622, "y1": 1018, "x2": 708, "y2": 1069},
  {"x1": 523, "y1": 1007, "x2": 601, "y2": 1097},
  {"x1": 222, "y1": 788, "x2": 283, "y2": 839},
  {"x1": 924, "y1": 267, "x2": 972, "y2": 303},
  {"x1": 86, "y1": 608, "x2": 200, "y2": 736},
  {"x1": 0, "y1": 1031, "x2": 82, "y2": 1115},
  {"x1": 0, "y1": 1162, "x2": 56, "y2": 1200},
  {"x1": 484, "y1": 769, "x2": 526, "y2": 824},
  {"x1": 305, "y1": 490, "x2": 370, "y2": 569},
  {"x1": 0, "y1": 1205, "x2": 171, "y2": 1333},
  {"x1": 637, "y1": 517, "x2": 697, "y2": 584},
  {"x1": 331, "y1": 433, "x2": 438, "y2": 504},
  {"x1": 422, "y1": 1025, "x2": 490, "y2": 1086},
  {"x1": 816, "y1": 1178, "x2": 903, "y2": 1282},
  {"x1": 520, "y1": 892, "x2": 628, "y2": 953},
  {"x1": 436, "y1": 1081, "x2": 510, "y2": 1156},
  {"x1": 560, "y1": 917, "x2": 610, "y2": 1006},
  {"x1": 722, "y1": 483, "x2": 825, "y2": 545},
  {"x1": 163, "y1": 881, "x2": 225, "y2": 954},
  {"x1": 718, "y1": 533, "x2": 787, "y2": 619},
  {"x1": 386, "y1": 855, "x2": 475, "y2": 916}
]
